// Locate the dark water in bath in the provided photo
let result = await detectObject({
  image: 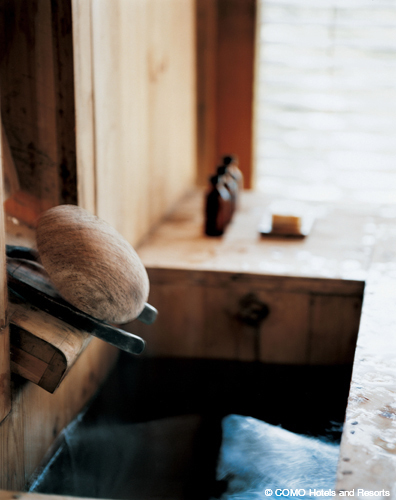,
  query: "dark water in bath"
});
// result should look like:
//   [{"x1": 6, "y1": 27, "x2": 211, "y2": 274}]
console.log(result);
[{"x1": 29, "y1": 354, "x2": 352, "y2": 499}]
